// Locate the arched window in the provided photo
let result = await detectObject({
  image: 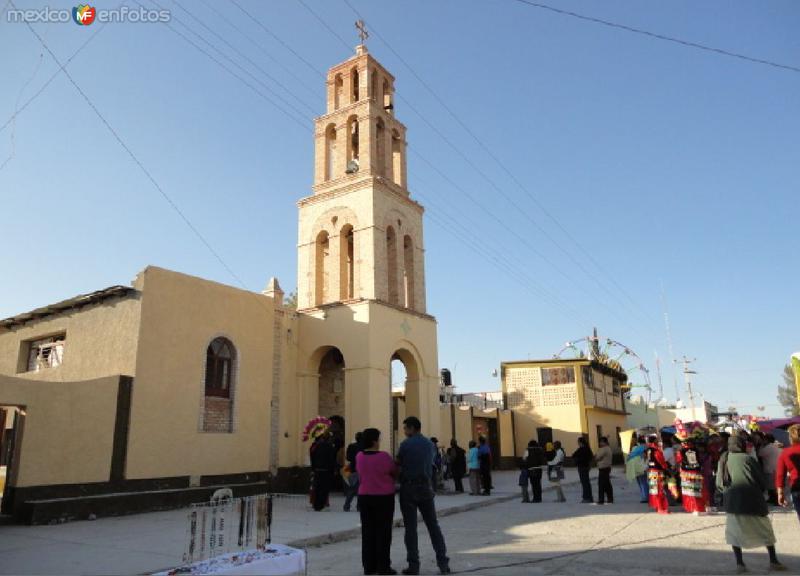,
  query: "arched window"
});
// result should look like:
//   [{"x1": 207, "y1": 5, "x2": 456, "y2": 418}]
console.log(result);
[
  {"x1": 382, "y1": 78, "x2": 393, "y2": 113},
  {"x1": 334, "y1": 73, "x2": 343, "y2": 110},
  {"x1": 386, "y1": 225, "x2": 399, "y2": 304},
  {"x1": 203, "y1": 337, "x2": 236, "y2": 432},
  {"x1": 351, "y1": 67, "x2": 360, "y2": 102},
  {"x1": 315, "y1": 230, "x2": 330, "y2": 305},
  {"x1": 403, "y1": 235, "x2": 415, "y2": 309},
  {"x1": 371, "y1": 68, "x2": 379, "y2": 101},
  {"x1": 205, "y1": 337, "x2": 235, "y2": 398},
  {"x1": 346, "y1": 115, "x2": 359, "y2": 172},
  {"x1": 325, "y1": 124, "x2": 337, "y2": 181},
  {"x1": 375, "y1": 118, "x2": 386, "y2": 176},
  {"x1": 391, "y1": 130, "x2": 403, "y2": 186},
  {"x1": 339, "y1": 225, "x2": 355, "y2": 300}
]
